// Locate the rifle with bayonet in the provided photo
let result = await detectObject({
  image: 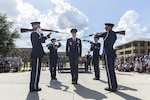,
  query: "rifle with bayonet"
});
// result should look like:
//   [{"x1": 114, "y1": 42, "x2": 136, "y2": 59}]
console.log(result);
[
  {"x1": 83, "y1": 40, "x2": 94, "y2": 44},
  {"x1": 84, "y1": 30, "x2": 125, "y2": 37},
  {"x1": 20, "y1": 28, "x2": 61, "y2": 33}
]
